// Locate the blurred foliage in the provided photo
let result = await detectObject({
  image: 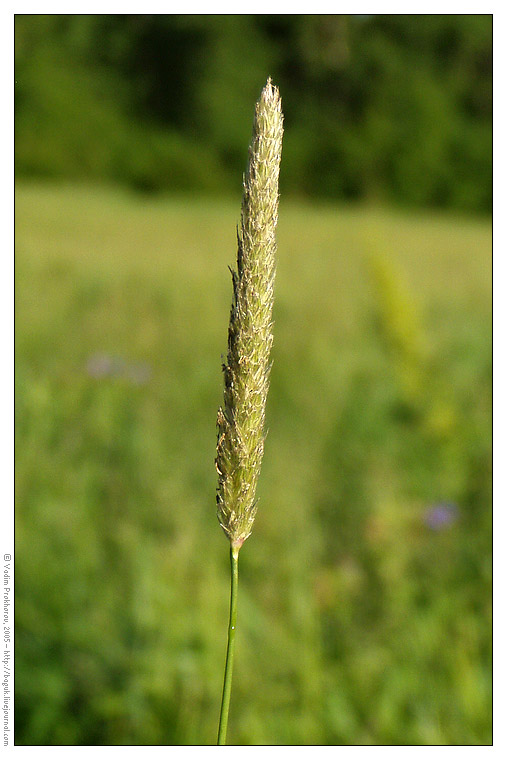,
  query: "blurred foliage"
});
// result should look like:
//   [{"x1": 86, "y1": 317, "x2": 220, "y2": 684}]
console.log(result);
[
  {"x1": 15, "y1": 183, "x2": 491, "y2": 744},
  {"x1": 15, "y1": 14, "x2": 492, "y2": 211}
]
